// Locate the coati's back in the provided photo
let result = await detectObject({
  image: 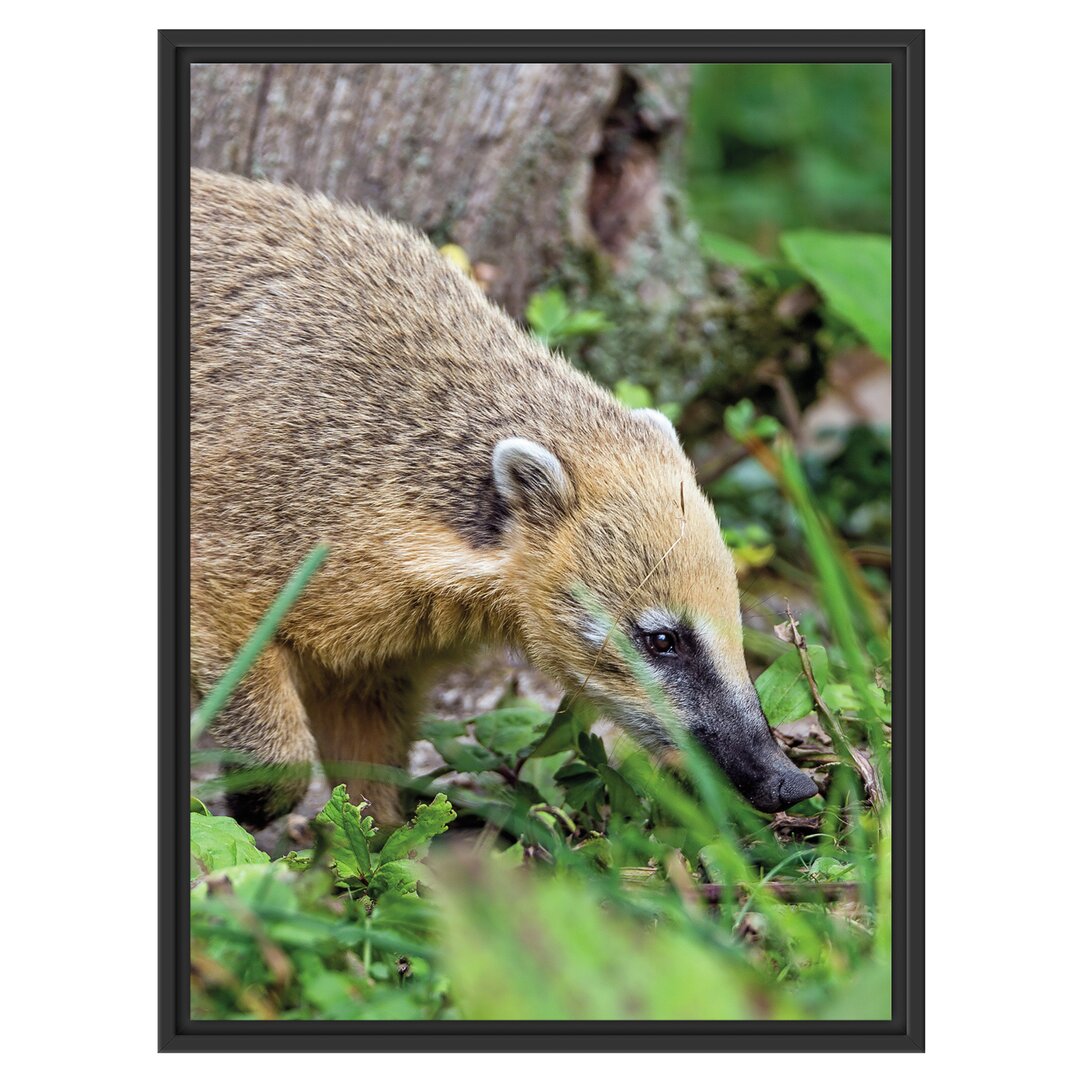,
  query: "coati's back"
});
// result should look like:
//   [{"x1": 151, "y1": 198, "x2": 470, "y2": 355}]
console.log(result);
[{"x1": 191, "y1": 169, "x2": 670, "y2": 654}]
